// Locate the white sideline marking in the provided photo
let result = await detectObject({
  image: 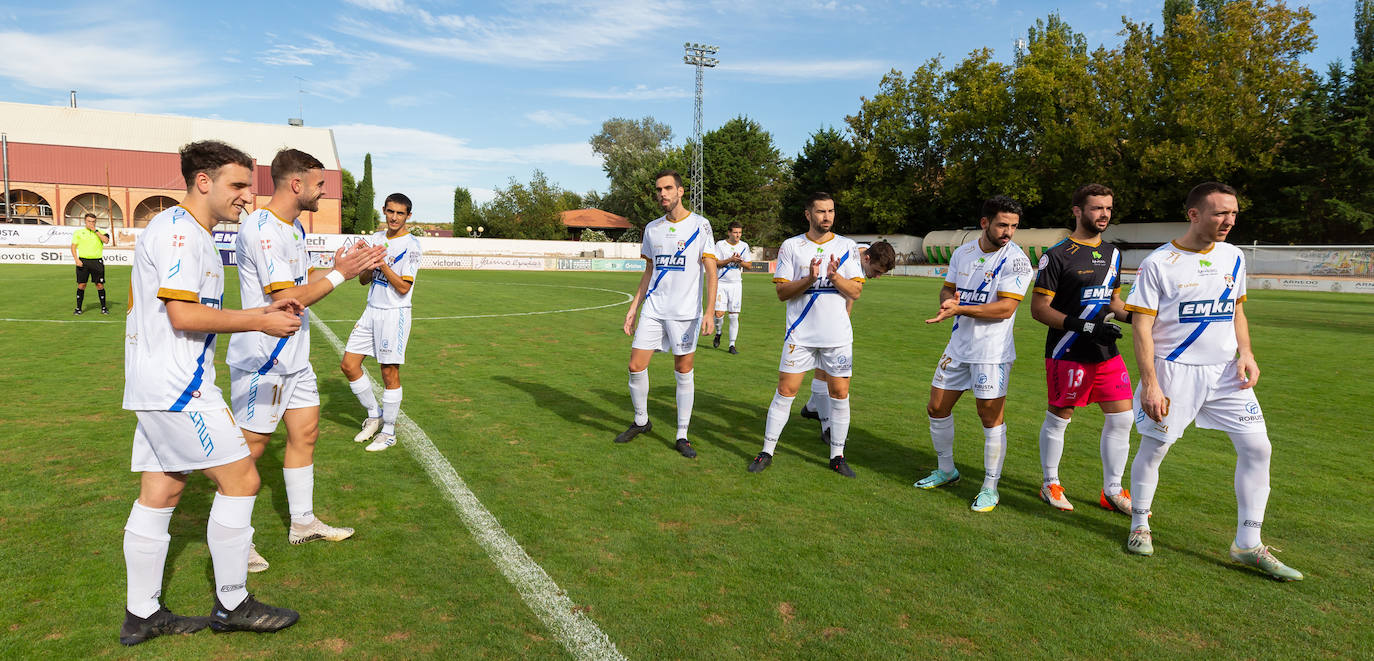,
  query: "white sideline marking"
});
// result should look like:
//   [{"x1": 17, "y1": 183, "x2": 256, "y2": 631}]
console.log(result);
[
  {"x1": 316, "y1": 282, "x2": 633, "y2": 322},
  {"x1": 314, "y1": 318, "x2": 627, "y2": 661},
  {"x1": 0, "y1": 317, "x2": 120, "y2": 324}
]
